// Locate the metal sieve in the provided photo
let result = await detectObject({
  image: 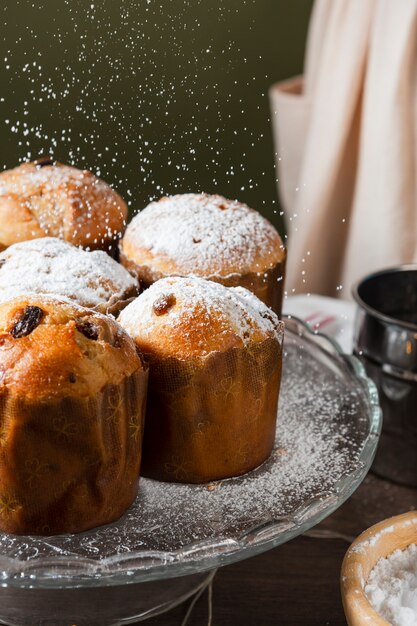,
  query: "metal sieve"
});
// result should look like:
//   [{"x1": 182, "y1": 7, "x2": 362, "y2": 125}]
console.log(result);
[{"x1": 353, "y1": 265, "x2": 417, "y2": 486}]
